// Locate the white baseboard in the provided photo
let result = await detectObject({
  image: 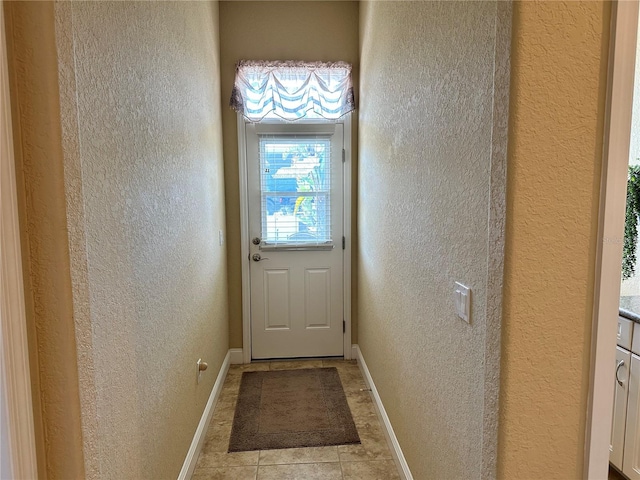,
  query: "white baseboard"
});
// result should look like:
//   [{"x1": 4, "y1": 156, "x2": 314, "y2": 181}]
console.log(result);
[
  {"x1": 354, "y1": 344, "x2": 413, "y2": 480},
  {"x1": 178, "y1": 350, "x2": 231, "y2": 480},
  {"x1": 351, "y1": 344, "x2": 358, "y2": 360},
  {"x1": 229, "y1": 348, "x2": 244, "y2": 365}
]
